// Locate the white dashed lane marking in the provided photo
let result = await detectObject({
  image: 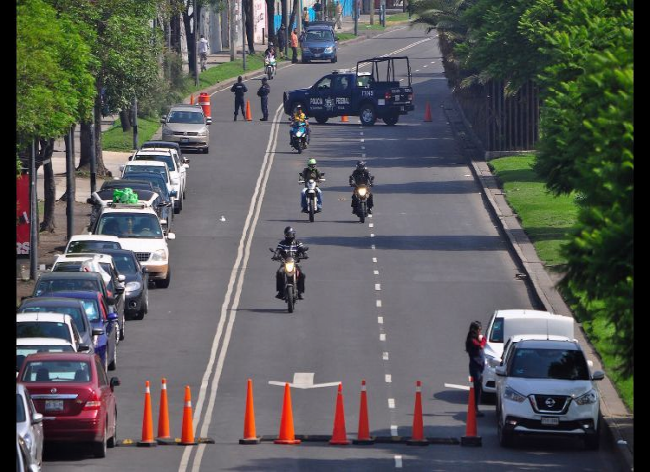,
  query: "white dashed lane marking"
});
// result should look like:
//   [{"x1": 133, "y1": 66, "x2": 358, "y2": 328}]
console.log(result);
[
  {"x1": 380, "y1": 333, "x2": 386, "y2": 341},
  {"x1": 378, "y1": 316, "x2": 383, "y2": 324},
  {"x1": 383, "y1": 352, "x2": 389, "y2": 360}
]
